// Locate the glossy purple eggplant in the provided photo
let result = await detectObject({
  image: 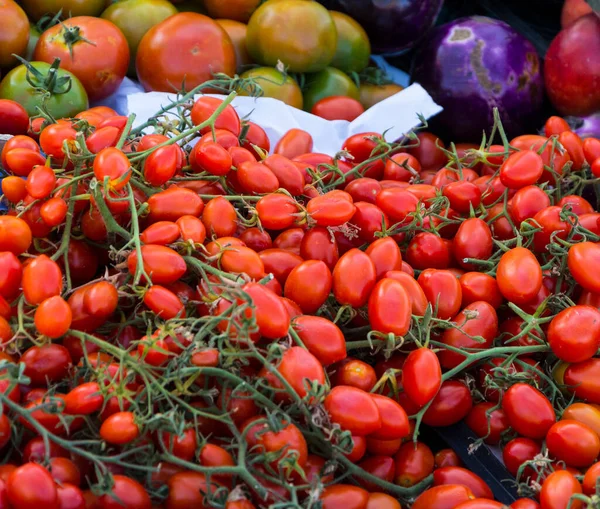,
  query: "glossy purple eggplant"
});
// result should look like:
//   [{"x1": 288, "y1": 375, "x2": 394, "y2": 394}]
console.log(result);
[{"x1": 412, "y1": 16, "x2": 544, "y2": 142}]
